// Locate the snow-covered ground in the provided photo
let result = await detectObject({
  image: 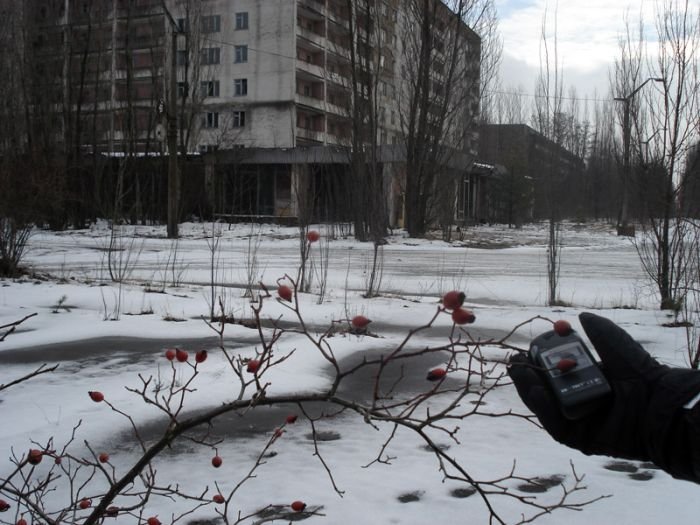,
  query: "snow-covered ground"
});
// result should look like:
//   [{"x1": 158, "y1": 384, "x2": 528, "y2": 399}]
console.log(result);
[{"x1": 0, "y1": 221, "x2": 697, "y2": 524}]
